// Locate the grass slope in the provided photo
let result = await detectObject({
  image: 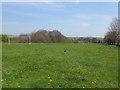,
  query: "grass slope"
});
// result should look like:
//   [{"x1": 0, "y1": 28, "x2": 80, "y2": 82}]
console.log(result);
[{"x1": 2, "y1": 43, "x2": 118, "y2": 88}]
